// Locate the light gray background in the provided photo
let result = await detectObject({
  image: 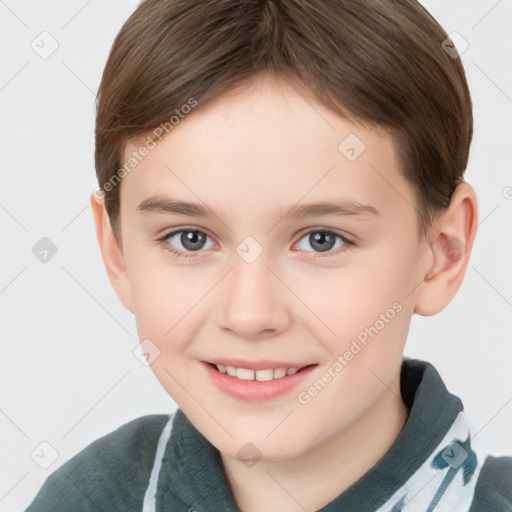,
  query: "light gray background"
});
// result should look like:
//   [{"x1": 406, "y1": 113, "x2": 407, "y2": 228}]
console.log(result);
[{"x1": 1, "y1": 1, "x2": 511, "y2": 510}]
